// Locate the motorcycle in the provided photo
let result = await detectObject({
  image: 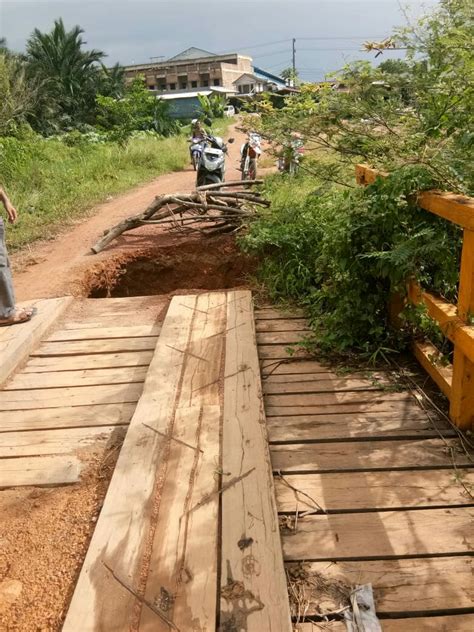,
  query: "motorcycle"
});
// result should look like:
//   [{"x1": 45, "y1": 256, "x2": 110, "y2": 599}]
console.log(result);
[
  {"x1": 240, "y1": 133, "x2": 262, "y2": 181},
  {"x1": 196, "y1": 134, "x2": 234, "y2": 187},
  {"x1": 278, "y1": 136, "x2": 305, "y2": 175},
  {"x1": 189, "y1": 137, "x2": 203, "y2": 171}
]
